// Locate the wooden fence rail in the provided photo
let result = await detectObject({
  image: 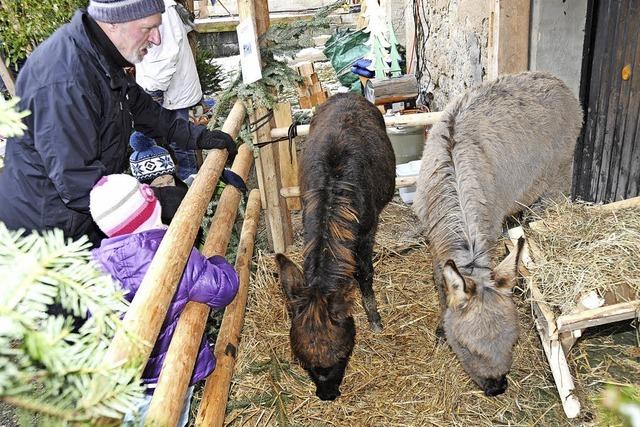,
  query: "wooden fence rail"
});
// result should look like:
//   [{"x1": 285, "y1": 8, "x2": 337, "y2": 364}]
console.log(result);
[
  {"x1": 195, "y1": 189, "x2": 261, "y2": 426},
  {"x1": 144, "y1": 101, "x2": 251, "y2": 426},
  {"x1": 269, "y1": 111, "x2": 443, "y2": 138}
]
